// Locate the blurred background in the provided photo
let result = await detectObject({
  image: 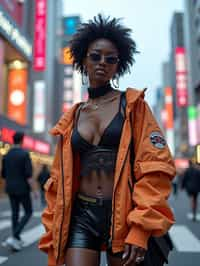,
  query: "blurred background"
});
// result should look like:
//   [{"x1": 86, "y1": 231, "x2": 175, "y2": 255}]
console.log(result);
[{"x1": 0, "y1": 1, "x2": 200, "y2": 265}]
